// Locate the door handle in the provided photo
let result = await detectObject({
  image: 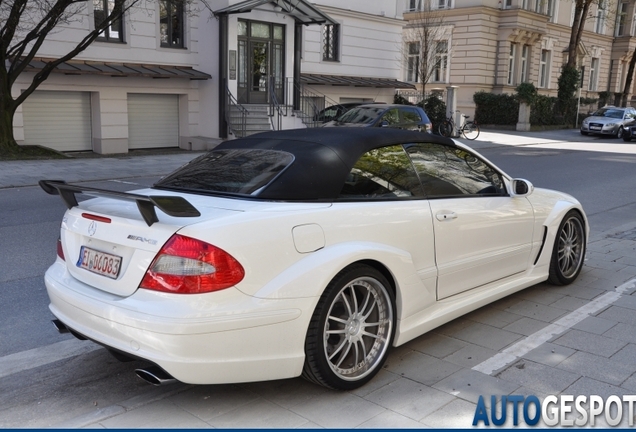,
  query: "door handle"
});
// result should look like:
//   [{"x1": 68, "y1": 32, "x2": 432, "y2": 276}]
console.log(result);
[{"x1": 436, "y1": 212, "x2": 457, "y2": 221}]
